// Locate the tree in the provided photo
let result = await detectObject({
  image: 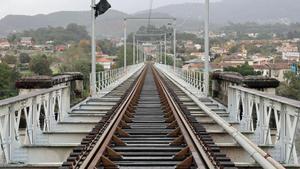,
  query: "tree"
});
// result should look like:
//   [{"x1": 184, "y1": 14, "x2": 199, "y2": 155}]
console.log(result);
[
  {"x1": 228, "y1": 45, "x2": 240, "y2": 54},
  {"x1": 2, "y1": 55, "x2": 17, "y2": 65},
  {"x1": 224, "y1": 63, "x2": 261, "y2": 76},
  {"x1": 8, "y1": 23, "x2": 90, "y2": 44},
  {"x1": 166, "y1": 55, "x2": 174, "y2": 66},
  {"x1": 116, "y1": 44, "x2": 134, "y2": 68},
  {"x1": 29, "y1": 55, "x2": 52, "y2": 75},
  {"x1": 19, "y1": 53, "x2": 31, "y2": 64},
  {"x1": 0, "y1": 63, "x2": 19, "y2": 99},
  {"x1": 277, "y1": 72, "x2": 300, "y2": 101},
  {"x1": 97, "y1": 39, "x2": 118, "y2": 55}
]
